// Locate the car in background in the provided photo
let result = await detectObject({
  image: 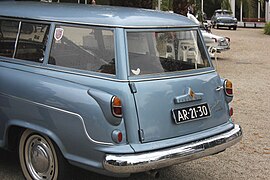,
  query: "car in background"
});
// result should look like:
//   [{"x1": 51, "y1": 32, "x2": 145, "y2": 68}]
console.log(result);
[
  {"x1": 187, "y1": 12, "x2": 230, "y2": 57},
  {"x1": 211, "y1": 9, "x2": 237, "y2": 30},
  {"x1": 201, "y1": 29, "x2": 230, "y2": 57}
]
